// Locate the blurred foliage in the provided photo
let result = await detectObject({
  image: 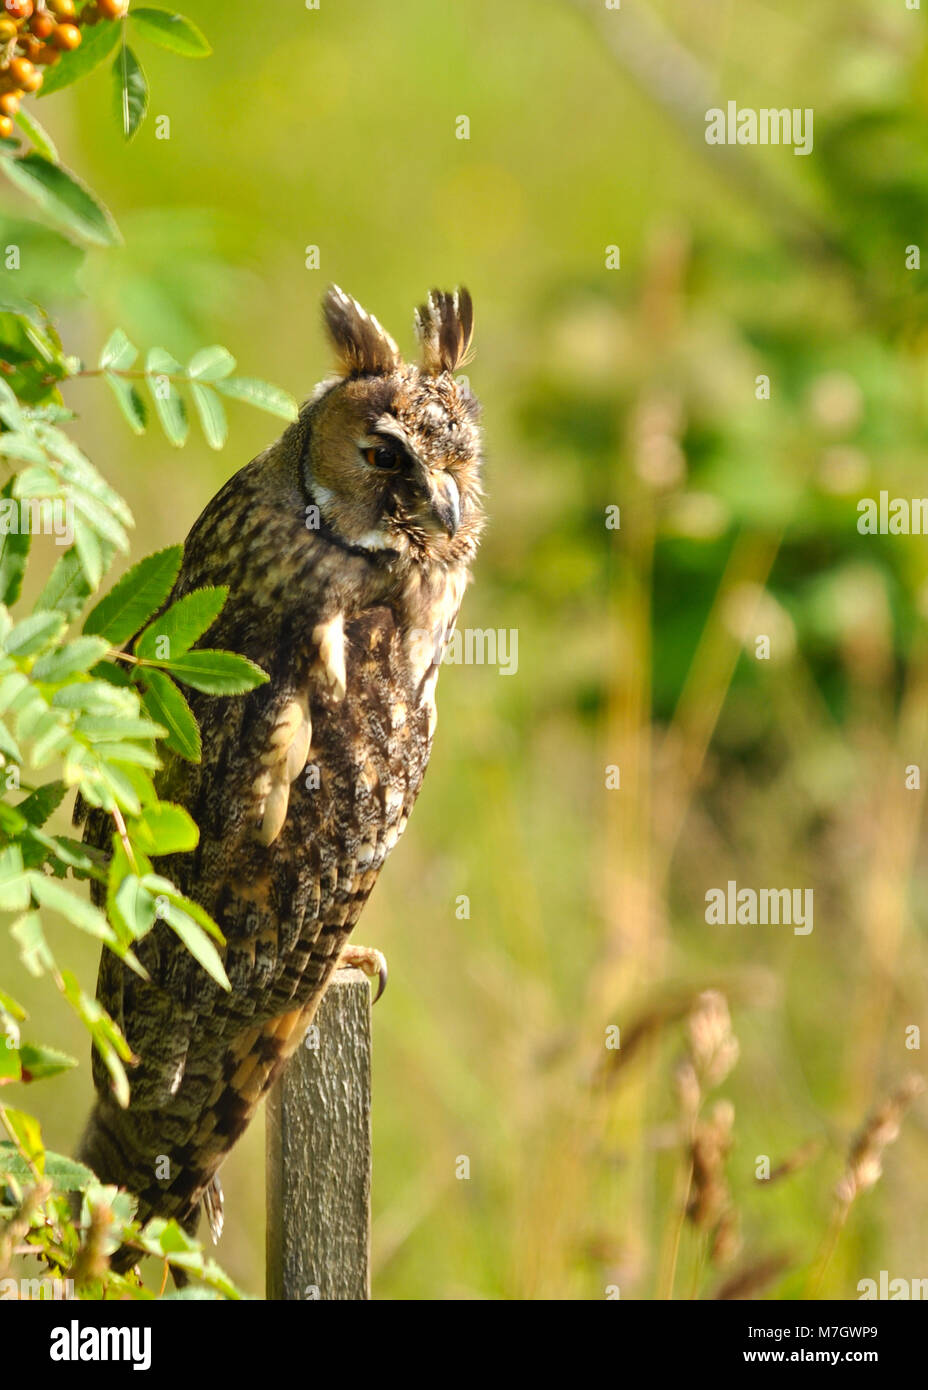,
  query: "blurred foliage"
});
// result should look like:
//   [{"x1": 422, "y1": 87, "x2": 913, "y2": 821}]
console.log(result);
[{"x1": 2, "y1": 0, "x2": 927, "y2": 1300}]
